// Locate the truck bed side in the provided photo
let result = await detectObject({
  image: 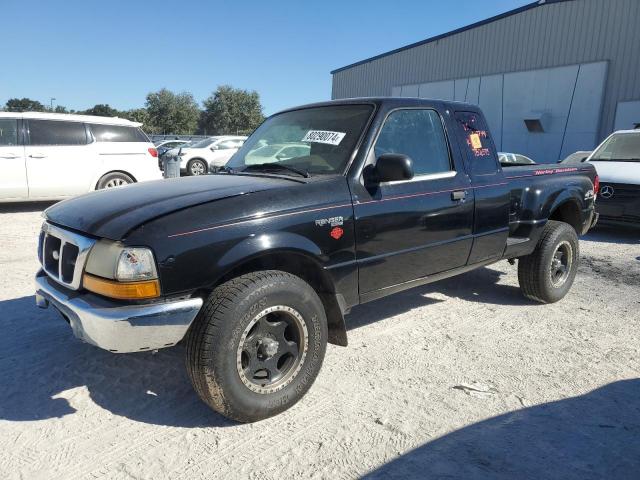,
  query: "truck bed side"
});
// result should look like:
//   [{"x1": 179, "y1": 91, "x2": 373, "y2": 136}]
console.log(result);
[{"x1": 502, "y1": 163, "x2": 598, "y2": 259}]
